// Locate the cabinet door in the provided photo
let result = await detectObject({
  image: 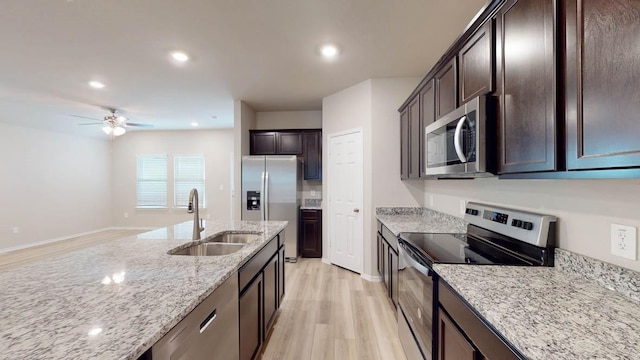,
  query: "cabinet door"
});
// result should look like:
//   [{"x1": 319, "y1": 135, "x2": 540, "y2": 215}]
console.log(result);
[
  {"x1": 419, "y1": 81, "x2": 435, "y2": 177},
  {"x1": 390, "y1": 249, "x2": 398, "y2": 309},
  {"x1": 250, "y1": 132, "x2": 278, "y2": 155},
  {"x1": 263, "y1": 255, "x2": 278, "y2": 335},
  {"x1": 408, "y1": 96, "x2": 421, "y2": 179},
  {"x1": 240, "y1": 275, "x2": 263, "y2": 360},
  {"x1": 566, "y1": 0, "x2": 640, "y2": 170},
  {"x1": 303, "y1": 131, "x2": 322, "y2": 180},
  {"x1": 438, "y1": 309, "x2": 478, "y2": 360},
  {"x1": 377, "y1": 233, "x2": 384, "y2": 277},
  {"x1": 459, "y1": 22, "x2": 494, "y2": 104},
  {"x1": 277, "y1": 132, "x2": 303, "y2": 155},
  {"x1": 300, "y1": 209, "x2": 322, "y2": 258},
  {"x1": 278, "y1": 245, "x2": 285, "y2": 305},
  {"x1": 496, "y1": 0, "x2": 557, "y2": 173},
  {"x1": 382, "y1": 241, "x2": 389, "y2": 291},
  {"x1": 435, "y1": 57, "x2": 458, "y2": 119},
  {"x1": 400, "y1": 108, "x2": 410, "y2": 179}
]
